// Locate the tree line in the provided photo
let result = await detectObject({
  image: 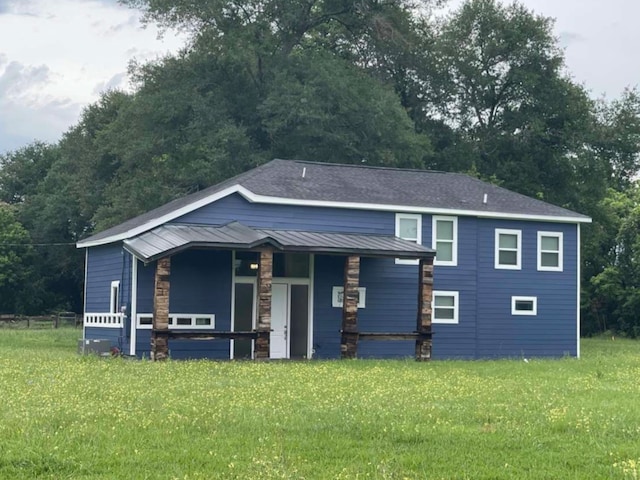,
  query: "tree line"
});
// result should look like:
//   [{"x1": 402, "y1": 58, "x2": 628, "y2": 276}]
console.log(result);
[{"x1": 1, "y1": 0, "x2": 639, "y2": 336}]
